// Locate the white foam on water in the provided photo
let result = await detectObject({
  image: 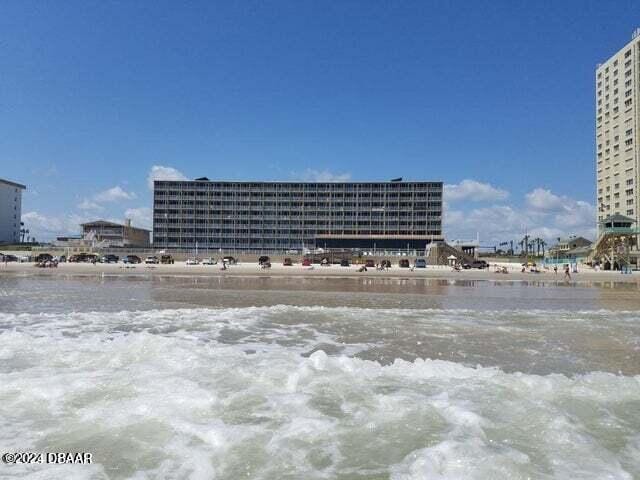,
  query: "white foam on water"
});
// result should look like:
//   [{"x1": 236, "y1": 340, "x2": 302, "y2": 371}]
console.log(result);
[{"x1": 0, "y1": 307, "x2": 639, "y2": 479}]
